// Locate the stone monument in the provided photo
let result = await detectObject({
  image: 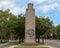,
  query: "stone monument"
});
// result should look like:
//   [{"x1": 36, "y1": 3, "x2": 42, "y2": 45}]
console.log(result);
[{"x1": 24, "y1": 3, "x2": 36, "y2": 43}]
